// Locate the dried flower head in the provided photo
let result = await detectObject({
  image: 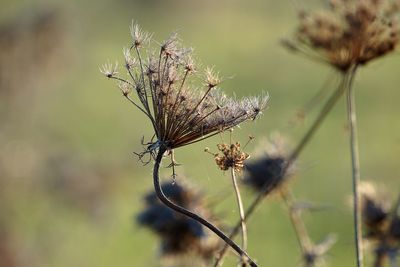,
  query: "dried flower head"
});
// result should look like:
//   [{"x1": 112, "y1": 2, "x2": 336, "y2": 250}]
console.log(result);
[
  {"x1": 359, "y1": 182, "x2": 392, "y2": 238},
  {"x1": 137, "y1": 181, "x2": 220, "y2": 261},
  {"x1": 284, "y1": 0, "x2": 400, "y2": 71},
  {"x1": 243, "y1": 134, "x2": 296, "y2": 194},
  {"x1": 206, "y1": 139, "x2": 250, "y2": 172},
  {"x1": 102, "y1": 23, "x2": 268, "y2": 161},
  {"x1": 357, "y1": 182, "x2": 400, "y2": 261}
]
